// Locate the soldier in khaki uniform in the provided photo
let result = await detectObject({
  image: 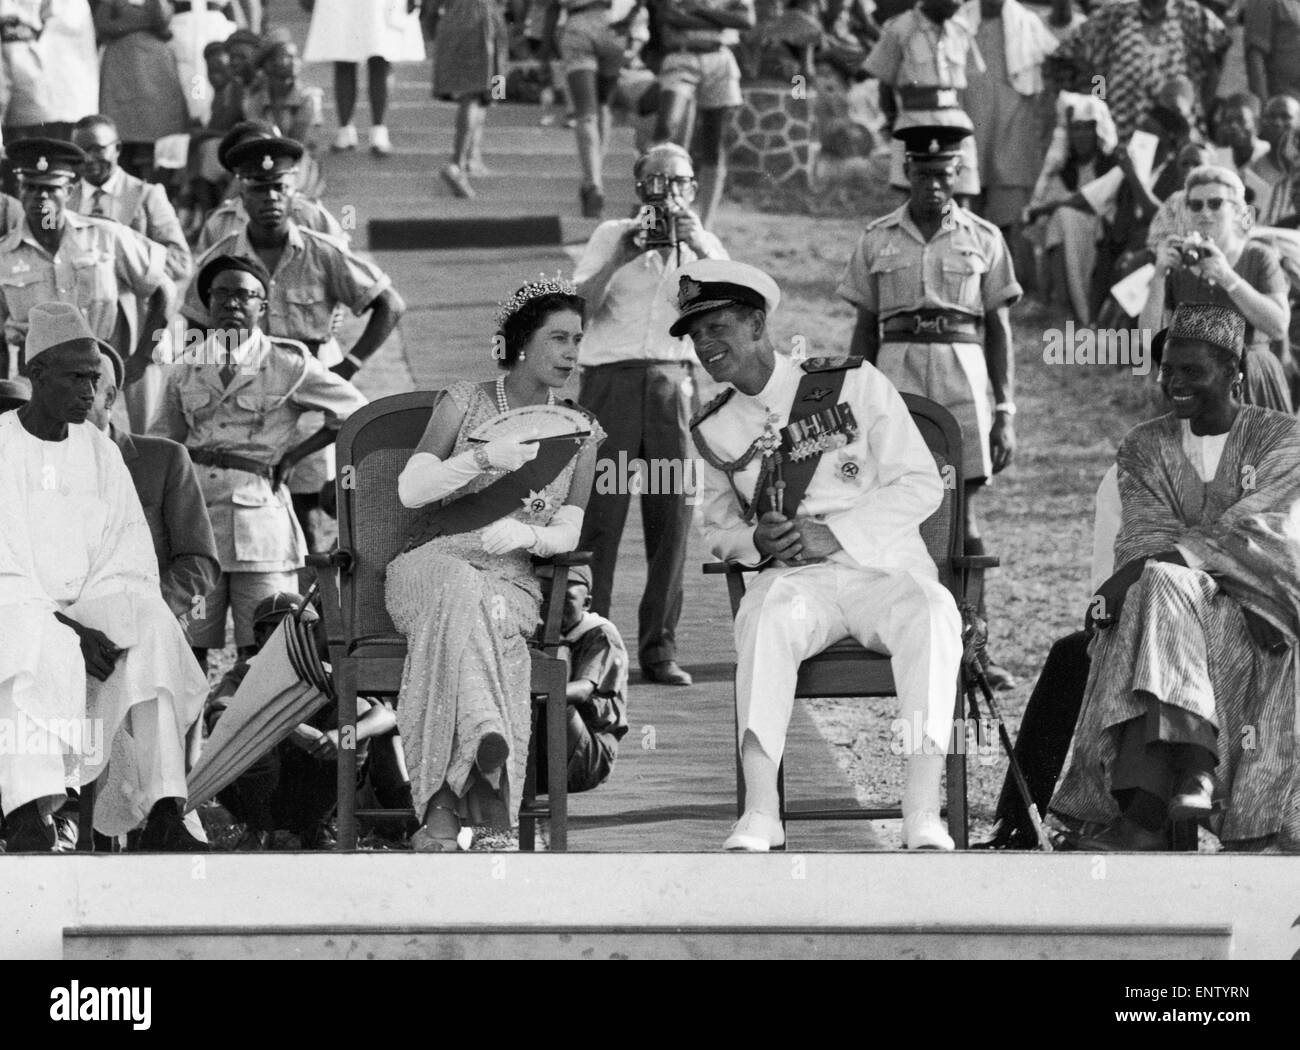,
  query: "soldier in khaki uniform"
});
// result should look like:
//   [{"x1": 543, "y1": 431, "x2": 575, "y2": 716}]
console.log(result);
[
  {"x1": 864, "y1": 0, "x2": 982, "y2": 198},
  {"x1": 0, "y1": 138, "x2": 170, "y2": 382},
  {"x1": 152, "y1": 254, "x2": 368, "y2": 666},
  {"x1": 181, "y1": 136, "x2": 404, "y2": 553},
  {"x1": 839, "y1": 123, "x2": 1020, "y2": 686}
]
